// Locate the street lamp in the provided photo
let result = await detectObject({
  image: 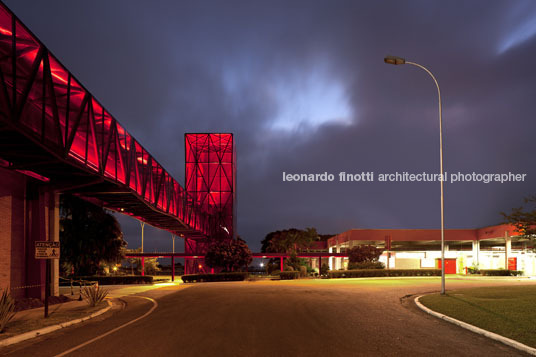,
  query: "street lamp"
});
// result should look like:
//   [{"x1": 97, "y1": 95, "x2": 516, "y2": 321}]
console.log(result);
[{"x1": 384, "y1": 55, "x2": 446, "y2": 295}]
